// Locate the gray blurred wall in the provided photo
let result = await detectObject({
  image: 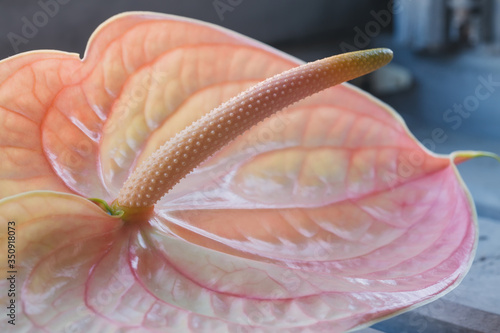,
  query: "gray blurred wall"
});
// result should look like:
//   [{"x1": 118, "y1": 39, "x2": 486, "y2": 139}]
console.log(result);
[{"x1": 0, "y1": 0, "x2": 376, "y2": 59}]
